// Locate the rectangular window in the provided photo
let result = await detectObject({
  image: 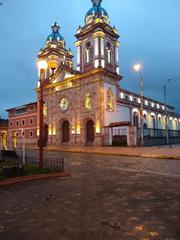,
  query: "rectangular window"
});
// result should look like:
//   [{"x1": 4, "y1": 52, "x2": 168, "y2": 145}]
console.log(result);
[
  {"x1": 22, "y1": 120, "x2": 25, "y2": 126},
  {"x1": 9, "y1": 121, "x2": 13, "y2": 127},
  {"x1": 16, "y1": 121, "x2": 19, "y2": 126}
]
